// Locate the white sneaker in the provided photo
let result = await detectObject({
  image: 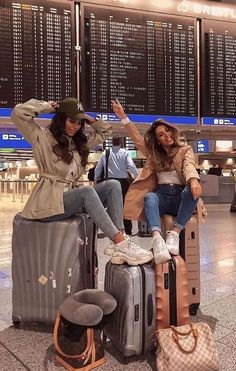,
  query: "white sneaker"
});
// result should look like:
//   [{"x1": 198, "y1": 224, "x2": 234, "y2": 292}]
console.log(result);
[
  {"x1": 152, "y1": 234, "x2": 171, "y2": 264},
  {"x1": 111, "y1": 236, "x2": 153, "y2": 266},
  {"x1": 166, "y1": 230, "x2": 179, "y2": 256},
  {"x1": 104, "y1": 241, "x2": 115, "y2": 256}
]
